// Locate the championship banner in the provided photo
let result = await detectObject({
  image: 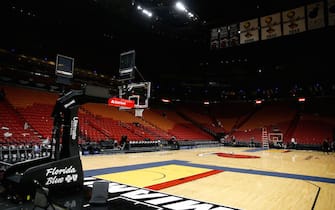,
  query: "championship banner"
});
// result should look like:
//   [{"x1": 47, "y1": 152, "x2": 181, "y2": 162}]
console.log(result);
[
  {"x1": 282, "y1": 6, "x2": 306, "y2": 36},
  {"x1": 328, "y1": 0, "x2": 335, "y2": 26},
  {"x1": 239, "y1": 18, "x2": 259, "y2": 44},
  {"x1": 307, "y1": 2, "x2": 325, "y2": 30},
  {"x1": 229, "y1": 23, "x2": 240, "y2": 47},
  {"x1": 261, "y1": 13, "x2": 282, "y2": 40},
  {"x1": 210, "y1": 28, "x2": 219, "y2": 50},
  {"x1": 219, "y1": 26, "x2": 230, "y2": 48}
]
